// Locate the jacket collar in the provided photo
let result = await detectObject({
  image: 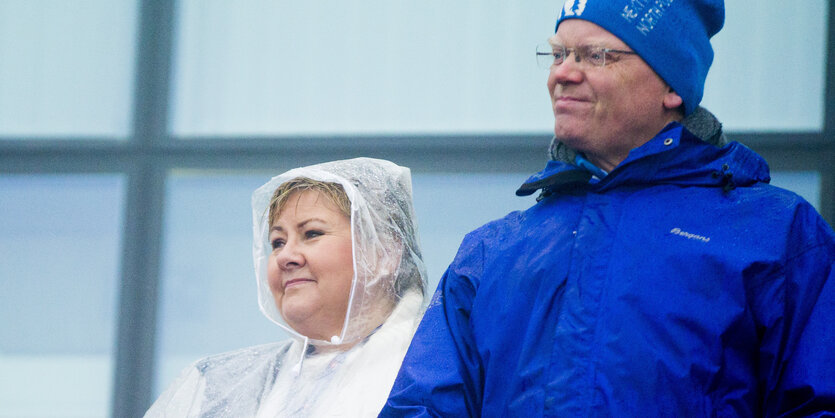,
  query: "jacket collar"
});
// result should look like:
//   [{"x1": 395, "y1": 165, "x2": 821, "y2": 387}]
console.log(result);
[
  {"x1": 547, "y1": 106, "x2": 729, "y2": 164},
  {"x1": 517, "y1": 122, "x2": 770, "y2": 198}
]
